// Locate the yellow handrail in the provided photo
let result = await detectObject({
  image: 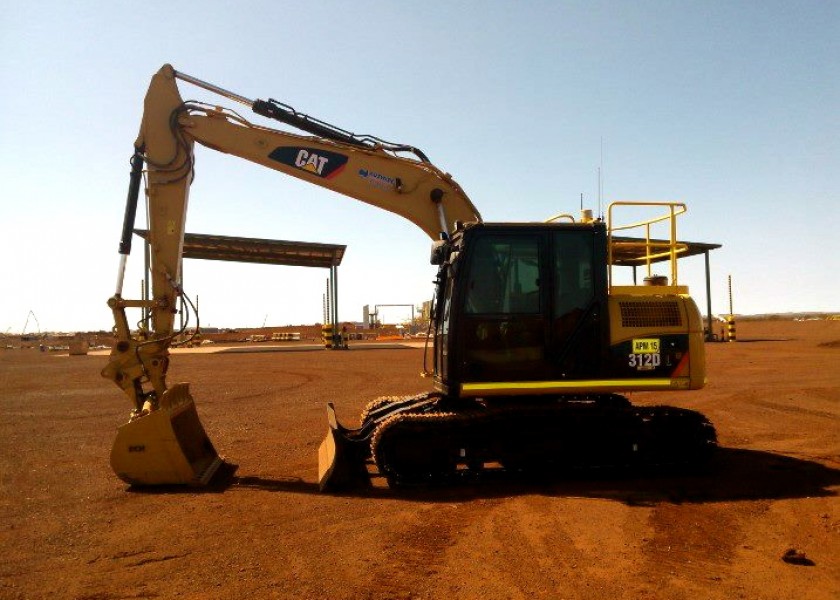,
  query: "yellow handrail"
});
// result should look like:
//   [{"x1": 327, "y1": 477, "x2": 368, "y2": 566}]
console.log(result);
[{"x1": 607, "y1": 201, "x2": 687, "y2": 291}]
